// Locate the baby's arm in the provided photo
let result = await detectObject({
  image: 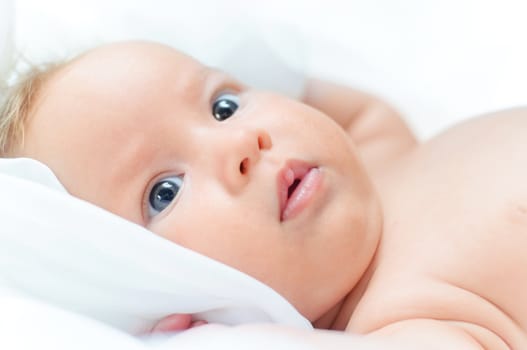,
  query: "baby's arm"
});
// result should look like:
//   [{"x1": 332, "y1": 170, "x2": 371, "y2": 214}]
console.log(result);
[
  {"x1": 235, "y1": 321, "x2": 489, "y2": 350},
  {"x1": 366, "y1": 319, "x2": 492, "y2": 350},
  {"x1": 302, "y1": 79, "x2": 417, "y2": 174}
]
